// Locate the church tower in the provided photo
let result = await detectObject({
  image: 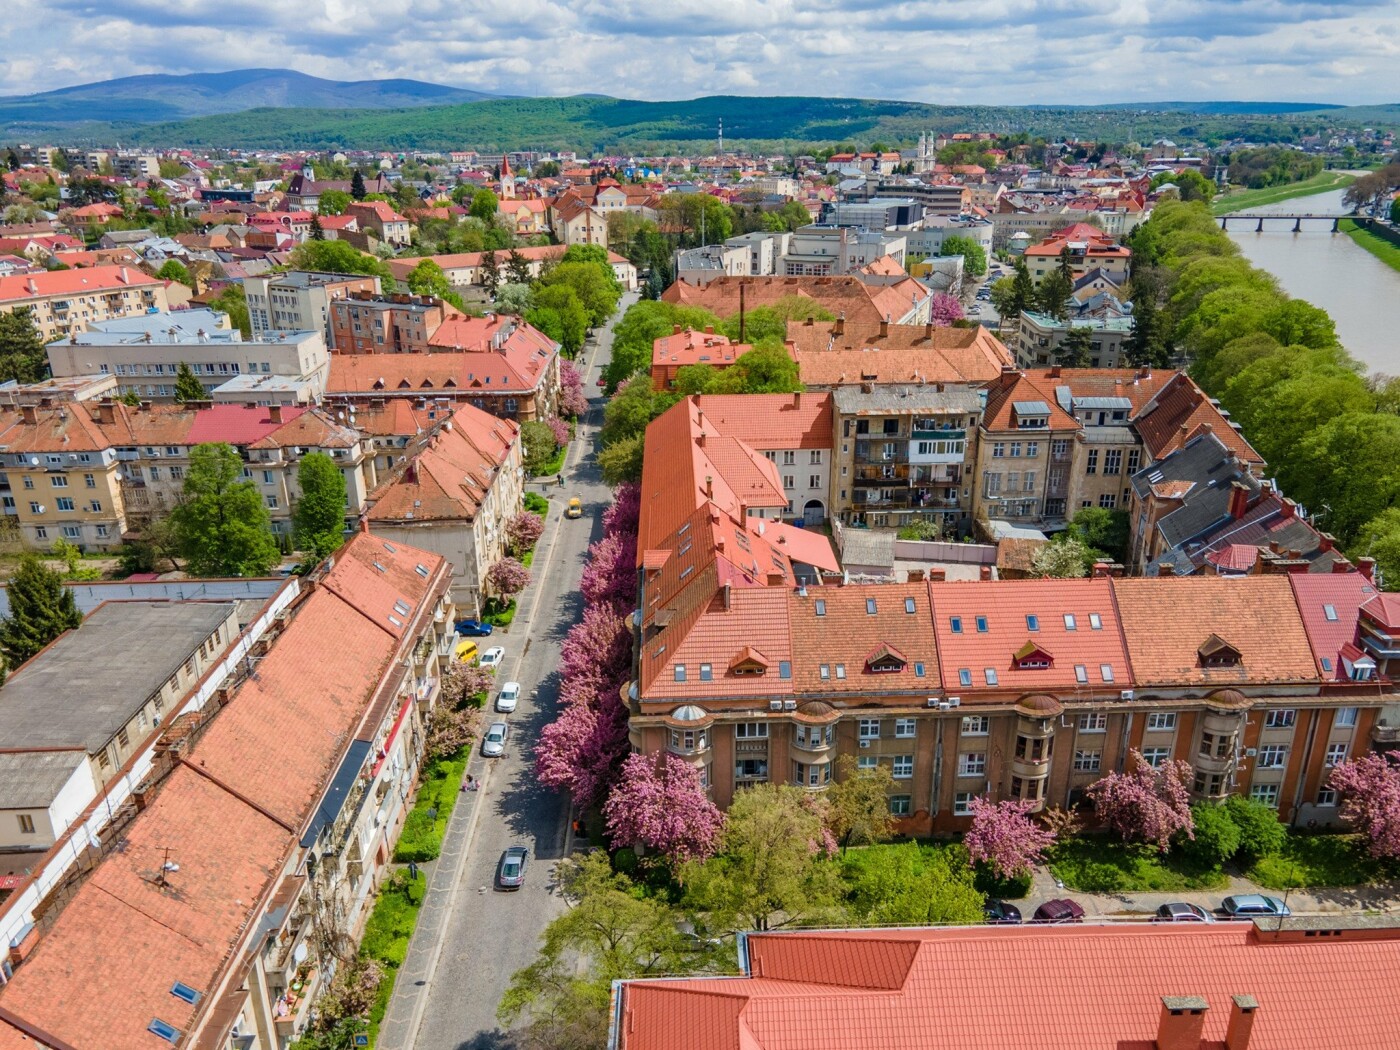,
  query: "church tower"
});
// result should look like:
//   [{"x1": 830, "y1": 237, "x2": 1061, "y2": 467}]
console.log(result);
[{"x1": 499, "y1": 154, "x2": 515, "y2": 199}]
